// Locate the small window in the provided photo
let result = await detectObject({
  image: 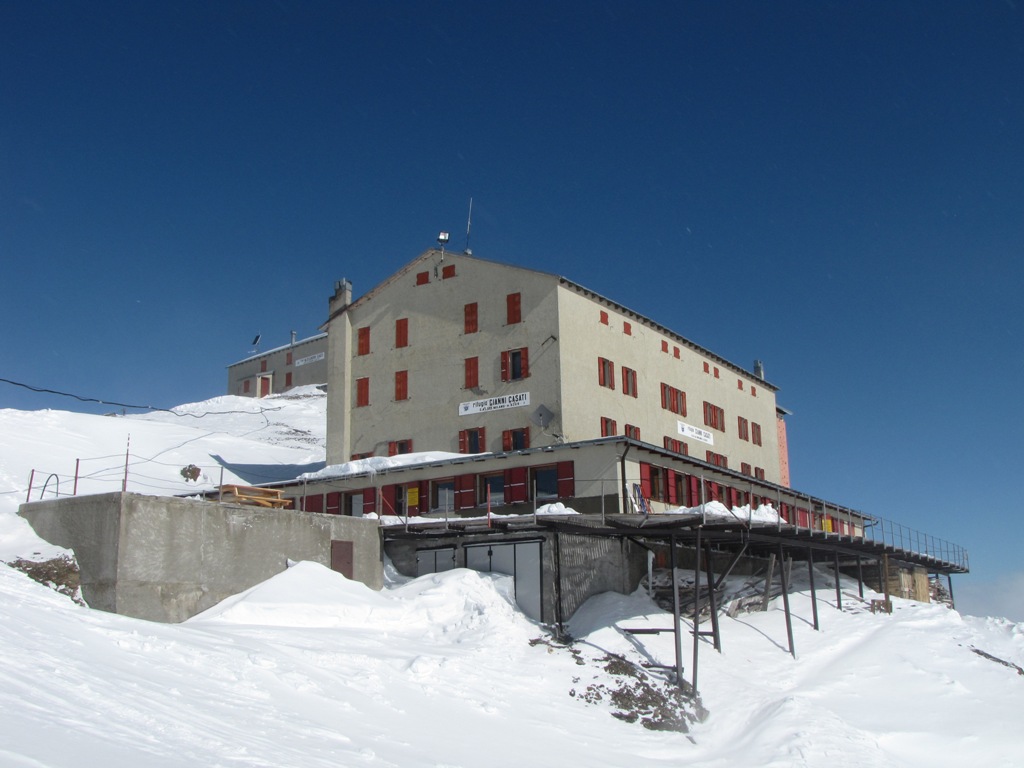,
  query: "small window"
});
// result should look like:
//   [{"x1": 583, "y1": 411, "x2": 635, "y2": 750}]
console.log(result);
[
  {"x1": 703, "y1": 401, "x2": 725, "y2": 432},
  {"x1": 459, "y1": 427, "x2": 485, "y2": 453},
  {"x1": 625, "y1": 424, "x2": 641, "y2": 440},
  {"x1": 442, "y1": 264, "x2": 456, "y2": 279},
  {"x1": 285, "y1": 372, "x2": 293, "y2": 388},
  {"x1": 741, "y1": 462, "x2": 752, "y2": 476},
  {"x1": 600, "y1": 417, "x2": 617, "y2": 437},
  {"x1": 416, "y1": 271, "x2": 429, "y2": 285},
  {"x1": 243, "y1": 379, "x2": 251, "y2": 393},
  {"x1": 395, "y1": 370, "x2": 408, "y2": 401},
  {"x1": 623, "y1": 321, "x2": 632, "y2": 336},
  {"x1": 501, "y1": 348, "x2": 529, "y2": 381},
  {"x1": 738, "y1": 416, "x2": 749, "y2": 441},
  {"x1": 706, "y1": 450, "x2": 728, "y2": 469},
  {"x1": 661, "y1": 340, "x2": 669, "y2": 353},
  {"x1": 703, "y1": 361, "x2": 710, "y2": 374},
  {"x1": 464, "y1": 357, "x2": 479, "y2": 389},
  {"x1": 600, "y1": 310, "x2": 609, "y2": 325},
  {"x1": 502, "y1": 427, "x2": 530, "y2": 451},
  {"x1": 738, "y1": 379, "x2": 744, "y2": 390},
  {"x1": 388, "y1": 439, "x2": 413, "y2": 456},
  {"x1": 531, "y1": 466, "x2": 559, "y2": 500},
  {"x1": 754, "y1": 467, "x2": 766, "y2": 480},
  {"x1": 673, "y1": 346, "x2": 680, "y2": 359},
  {"x1": 660, "y1": 383, "x2": 686, "y2": 416},
  {"x1": 751, "y1": 386, "x2": 757, "y2": 397},
  {"x1": 260, "y1": 360, "x2": 267, "y2": 373},
  {"x1": 481, "y1": 473, "x2": 505, "y2": 507},
  {"x1": 752, "y1": 422, "x2": 763, "y2": 447},
  {"x1": 286, "y1": 352, "x2": 293, "y2": 365},
  {"x1": 622, "y1": 366, "x2": 638, "y2": 397},
  {"x1": 395, "y1": 318, "x2": 409, "y2": 348},
  {"x1": 663, "y1": 437, "x2": 688, "y2": 456},
  {"x1": 506, "y1": 292, "x2": 522, "y2": 324},
  {"x1": 356, "y1": 377, "x2": 370, "y2": 407},
  {"x1": 598, "y1": 357, "x2": 615, "y2": 389},
  {"x1": 431, "y1": 479, "x2": 456, "y2": 512},
  {"x1": 714, "y1": 366, "x2": 720, "y2": 378},
  {"x1": 357, "y1": 326, "x2": 370, "y2": 356},
  {"x1": 464, "y1": 302, "x2": 478, "y2": 334}
]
